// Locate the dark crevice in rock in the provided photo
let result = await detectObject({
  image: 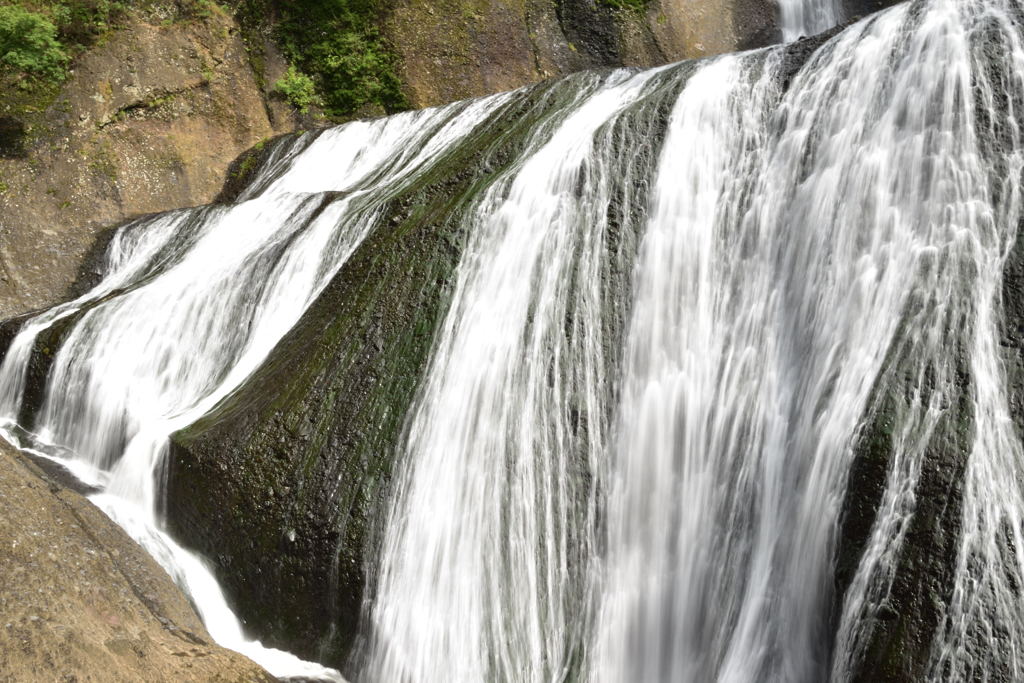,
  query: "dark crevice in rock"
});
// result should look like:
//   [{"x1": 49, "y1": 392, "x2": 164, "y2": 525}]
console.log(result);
[
  {"x1": 841, "y1": 0, "x2": 903, "y2": 25},
  {"x1": 0, "y1": 117, "x2": 28, "y2": 159},
  {"x1": 96, "y1": 83, "x2": 206, "y2": 130}
]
